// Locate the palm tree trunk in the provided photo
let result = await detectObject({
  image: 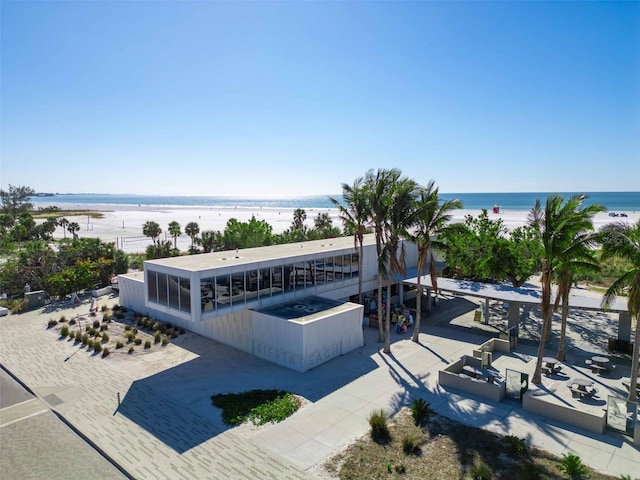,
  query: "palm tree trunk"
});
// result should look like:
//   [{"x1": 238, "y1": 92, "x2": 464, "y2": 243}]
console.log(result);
[
  {"x1": 383, "y1": 282, "x2": 392, "y2": 354},
  {"x1": 628, "y1": 312, "x2": 639, "y2": 402},
  {"x1": 532, "y1": 270, "x2": 552, "y2": 385},
  {"x1": 556, "y1": 302, "x2": 569, "y2": 362},
  {"x1": 412, "y1": 279, "x2": 422, "y2": 343},
  {"x1": 358, "y1": 242, "x2": 364, "y2": 305},
  {"x1": 377, "y1": 278, "x2": 384, "y2": 343}
]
